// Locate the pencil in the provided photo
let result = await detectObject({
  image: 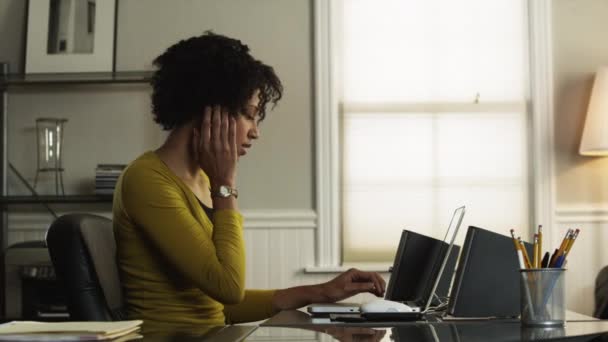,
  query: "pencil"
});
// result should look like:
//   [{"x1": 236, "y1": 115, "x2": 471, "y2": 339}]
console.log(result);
[
  {"x1": 533, "y1": 234, "x2": 540, "y2": 268},
  {"x1": 564, "y1": 228, "x2": 580, "y2": 254},
  {"x1": 537, "y1": 225, "x2": 543, "y2": 263},
  {"x1": 510, "y1": 229, "x2": 520, "y2": 251},
  {"x1": 510, "y1": 229, "x2": 527, "y2": 269},
  {"x1": 558, "y1": 229, "x2": 572, "y2": 253},
  {"x1": 518, "y1": 237, "x2": 532, "y2": 269},
  {"x1": 559, "y1": 229, "x2": 581, "y2": 267},
  {"x1": 550, "y1": 229, "x2": 572, "y2": 267}
]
